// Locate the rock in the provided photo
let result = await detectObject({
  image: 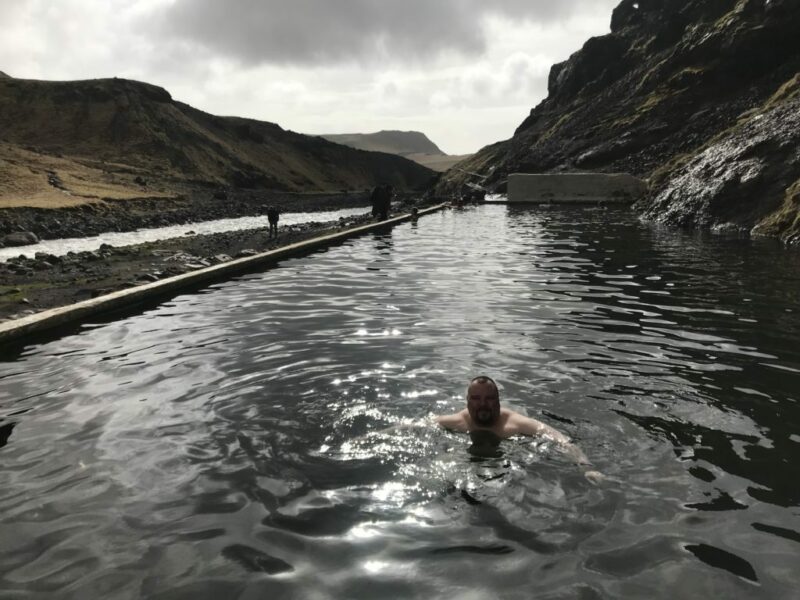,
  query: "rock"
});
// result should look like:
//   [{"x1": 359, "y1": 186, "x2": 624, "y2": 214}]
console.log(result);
[
  {"x1": 213, "y1": 254, "x2": 233, "y2": 263},
  {"x1": 19, "y1": 298, "x2": 30, "y2": 304},
  {"x1": 236, "y1": 249, "x2": 258, "y2": 258},
  {"x1": 642, "y1": 92, "x2": 800, "y2": 237},
  {"x1": 433, "y1": 0, "x2": 800, "y2": 244},
  {"x1": 47, "y1": 172, "x2": 66, "y2": 190},
  {"x1": 185, "y1": 230, "x2": 196, "y2": 236},
  {"x1": 0, "y1": 288, "x2": 21, "y2": 296},
  {"x1": 3, "y1": 232, "x2": 39, "y2": 246}
]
